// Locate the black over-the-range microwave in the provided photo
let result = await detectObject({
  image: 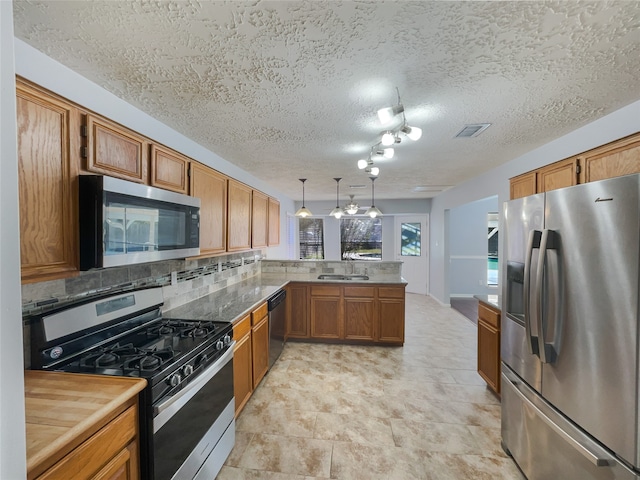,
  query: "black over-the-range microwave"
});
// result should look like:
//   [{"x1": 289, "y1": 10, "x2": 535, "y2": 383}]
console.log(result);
[{"x1": 79, "y1": 175, "x2": 200, "y2": 270}]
